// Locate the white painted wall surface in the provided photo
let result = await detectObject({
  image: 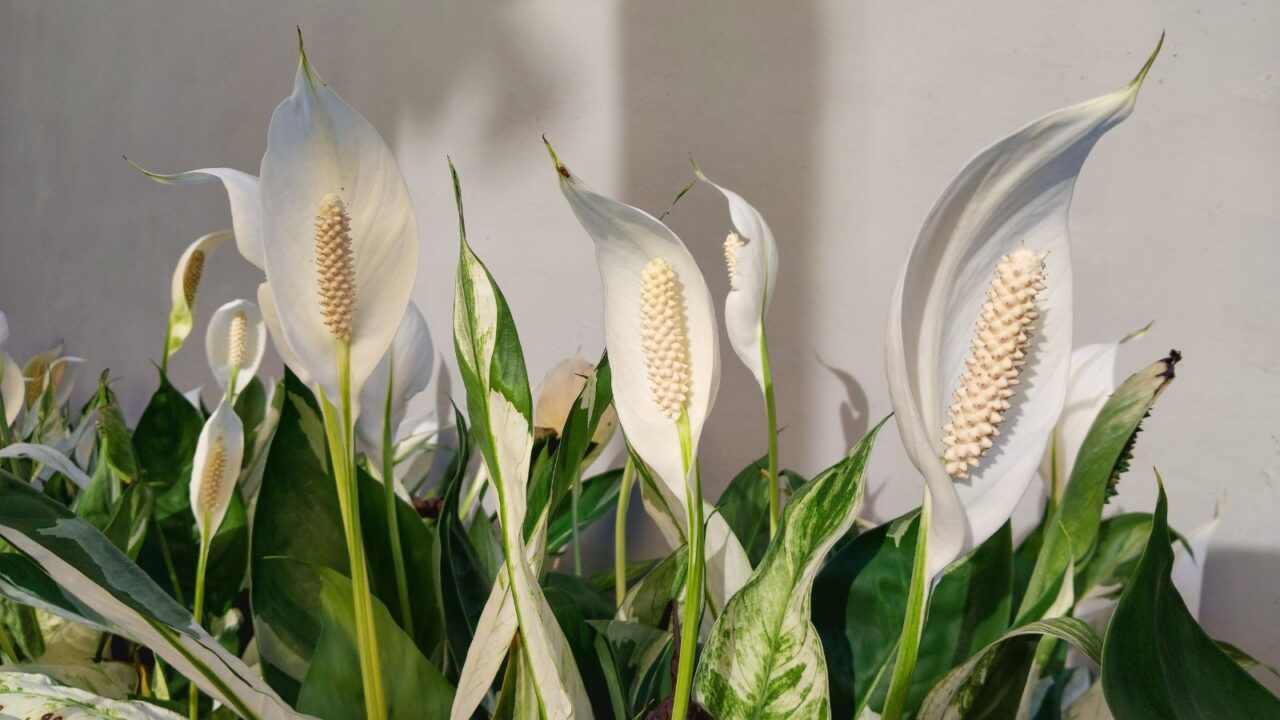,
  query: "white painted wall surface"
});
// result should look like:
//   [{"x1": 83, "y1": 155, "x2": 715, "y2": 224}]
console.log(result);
[{"x1": 2, "y1": 1, "x2": 1278, "y2": 670}]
